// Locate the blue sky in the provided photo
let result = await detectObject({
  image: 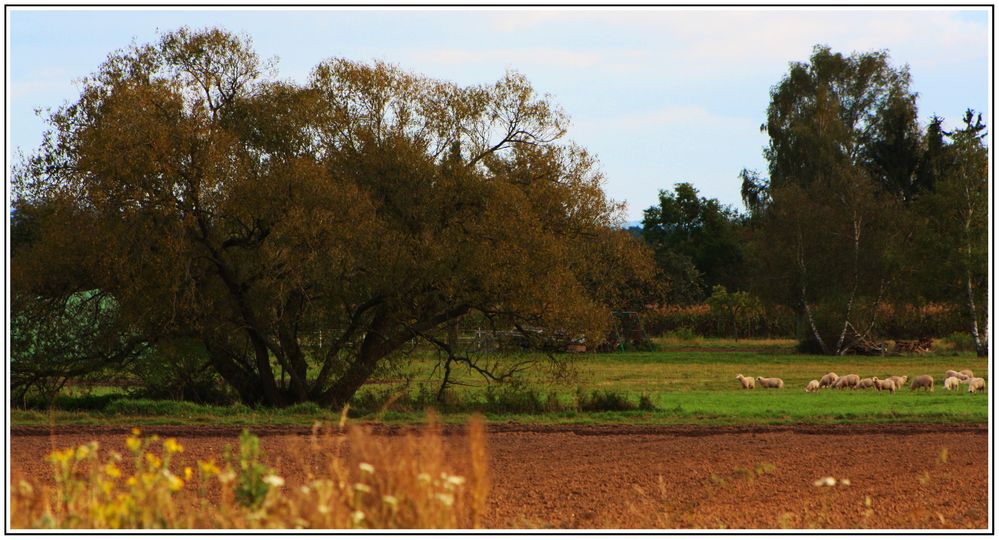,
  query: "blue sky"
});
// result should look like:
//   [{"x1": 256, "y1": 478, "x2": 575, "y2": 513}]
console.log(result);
[{"x1": 8, "y1": 8, "x2": 991, "y2": 221}]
